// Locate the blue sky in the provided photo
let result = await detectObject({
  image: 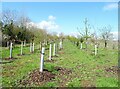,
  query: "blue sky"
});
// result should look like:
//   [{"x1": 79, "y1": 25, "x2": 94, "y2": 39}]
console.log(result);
[{"x1": 2, "y1": 2, "x2": 118, "y2": 38}]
